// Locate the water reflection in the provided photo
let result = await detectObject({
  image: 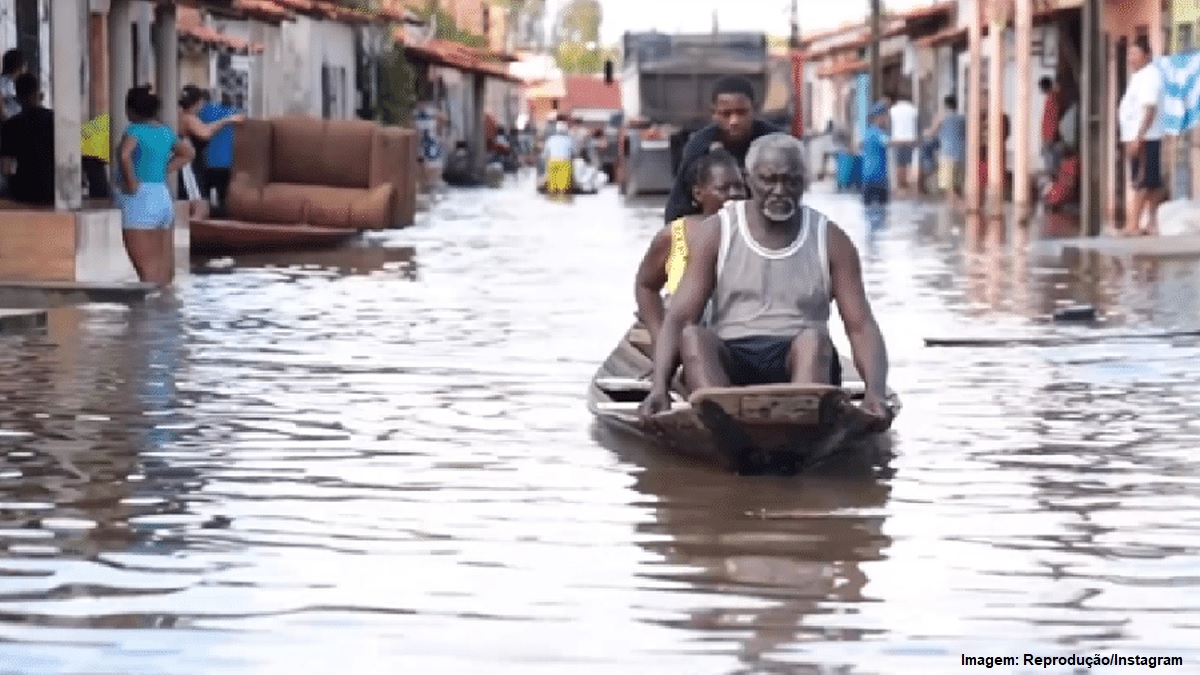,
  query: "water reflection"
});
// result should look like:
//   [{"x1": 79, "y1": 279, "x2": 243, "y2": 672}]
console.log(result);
[
  {"x1": 594, "y1": 424, "x2": 891, "y2": 672},
  {"x1": 0, "y1": 301, "x2": 202, "y2": 567}
]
